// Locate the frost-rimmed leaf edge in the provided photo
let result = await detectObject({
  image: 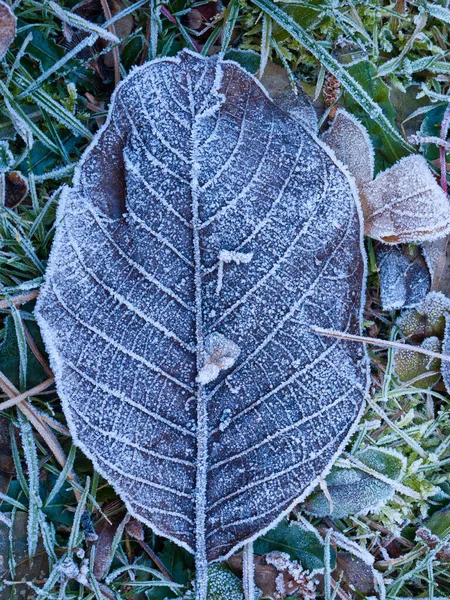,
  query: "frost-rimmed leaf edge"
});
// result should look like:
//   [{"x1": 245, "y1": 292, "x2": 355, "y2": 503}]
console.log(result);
[{"x1": 35, "y1": 49, "x2": 370, "y2": 563}]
